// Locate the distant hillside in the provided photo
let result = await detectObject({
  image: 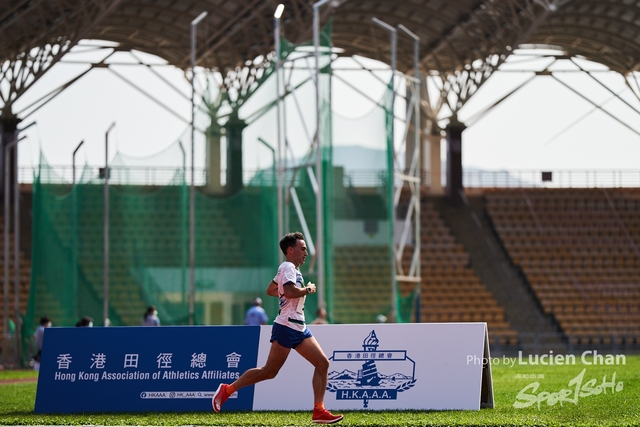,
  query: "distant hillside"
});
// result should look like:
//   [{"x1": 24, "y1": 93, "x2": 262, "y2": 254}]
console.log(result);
[
  {"x1": 333, "y1": 145, "x2": 397, "y2": 170},
  {"x1": 324, "y1": 145, "x2": 534, "y2": 188}
]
